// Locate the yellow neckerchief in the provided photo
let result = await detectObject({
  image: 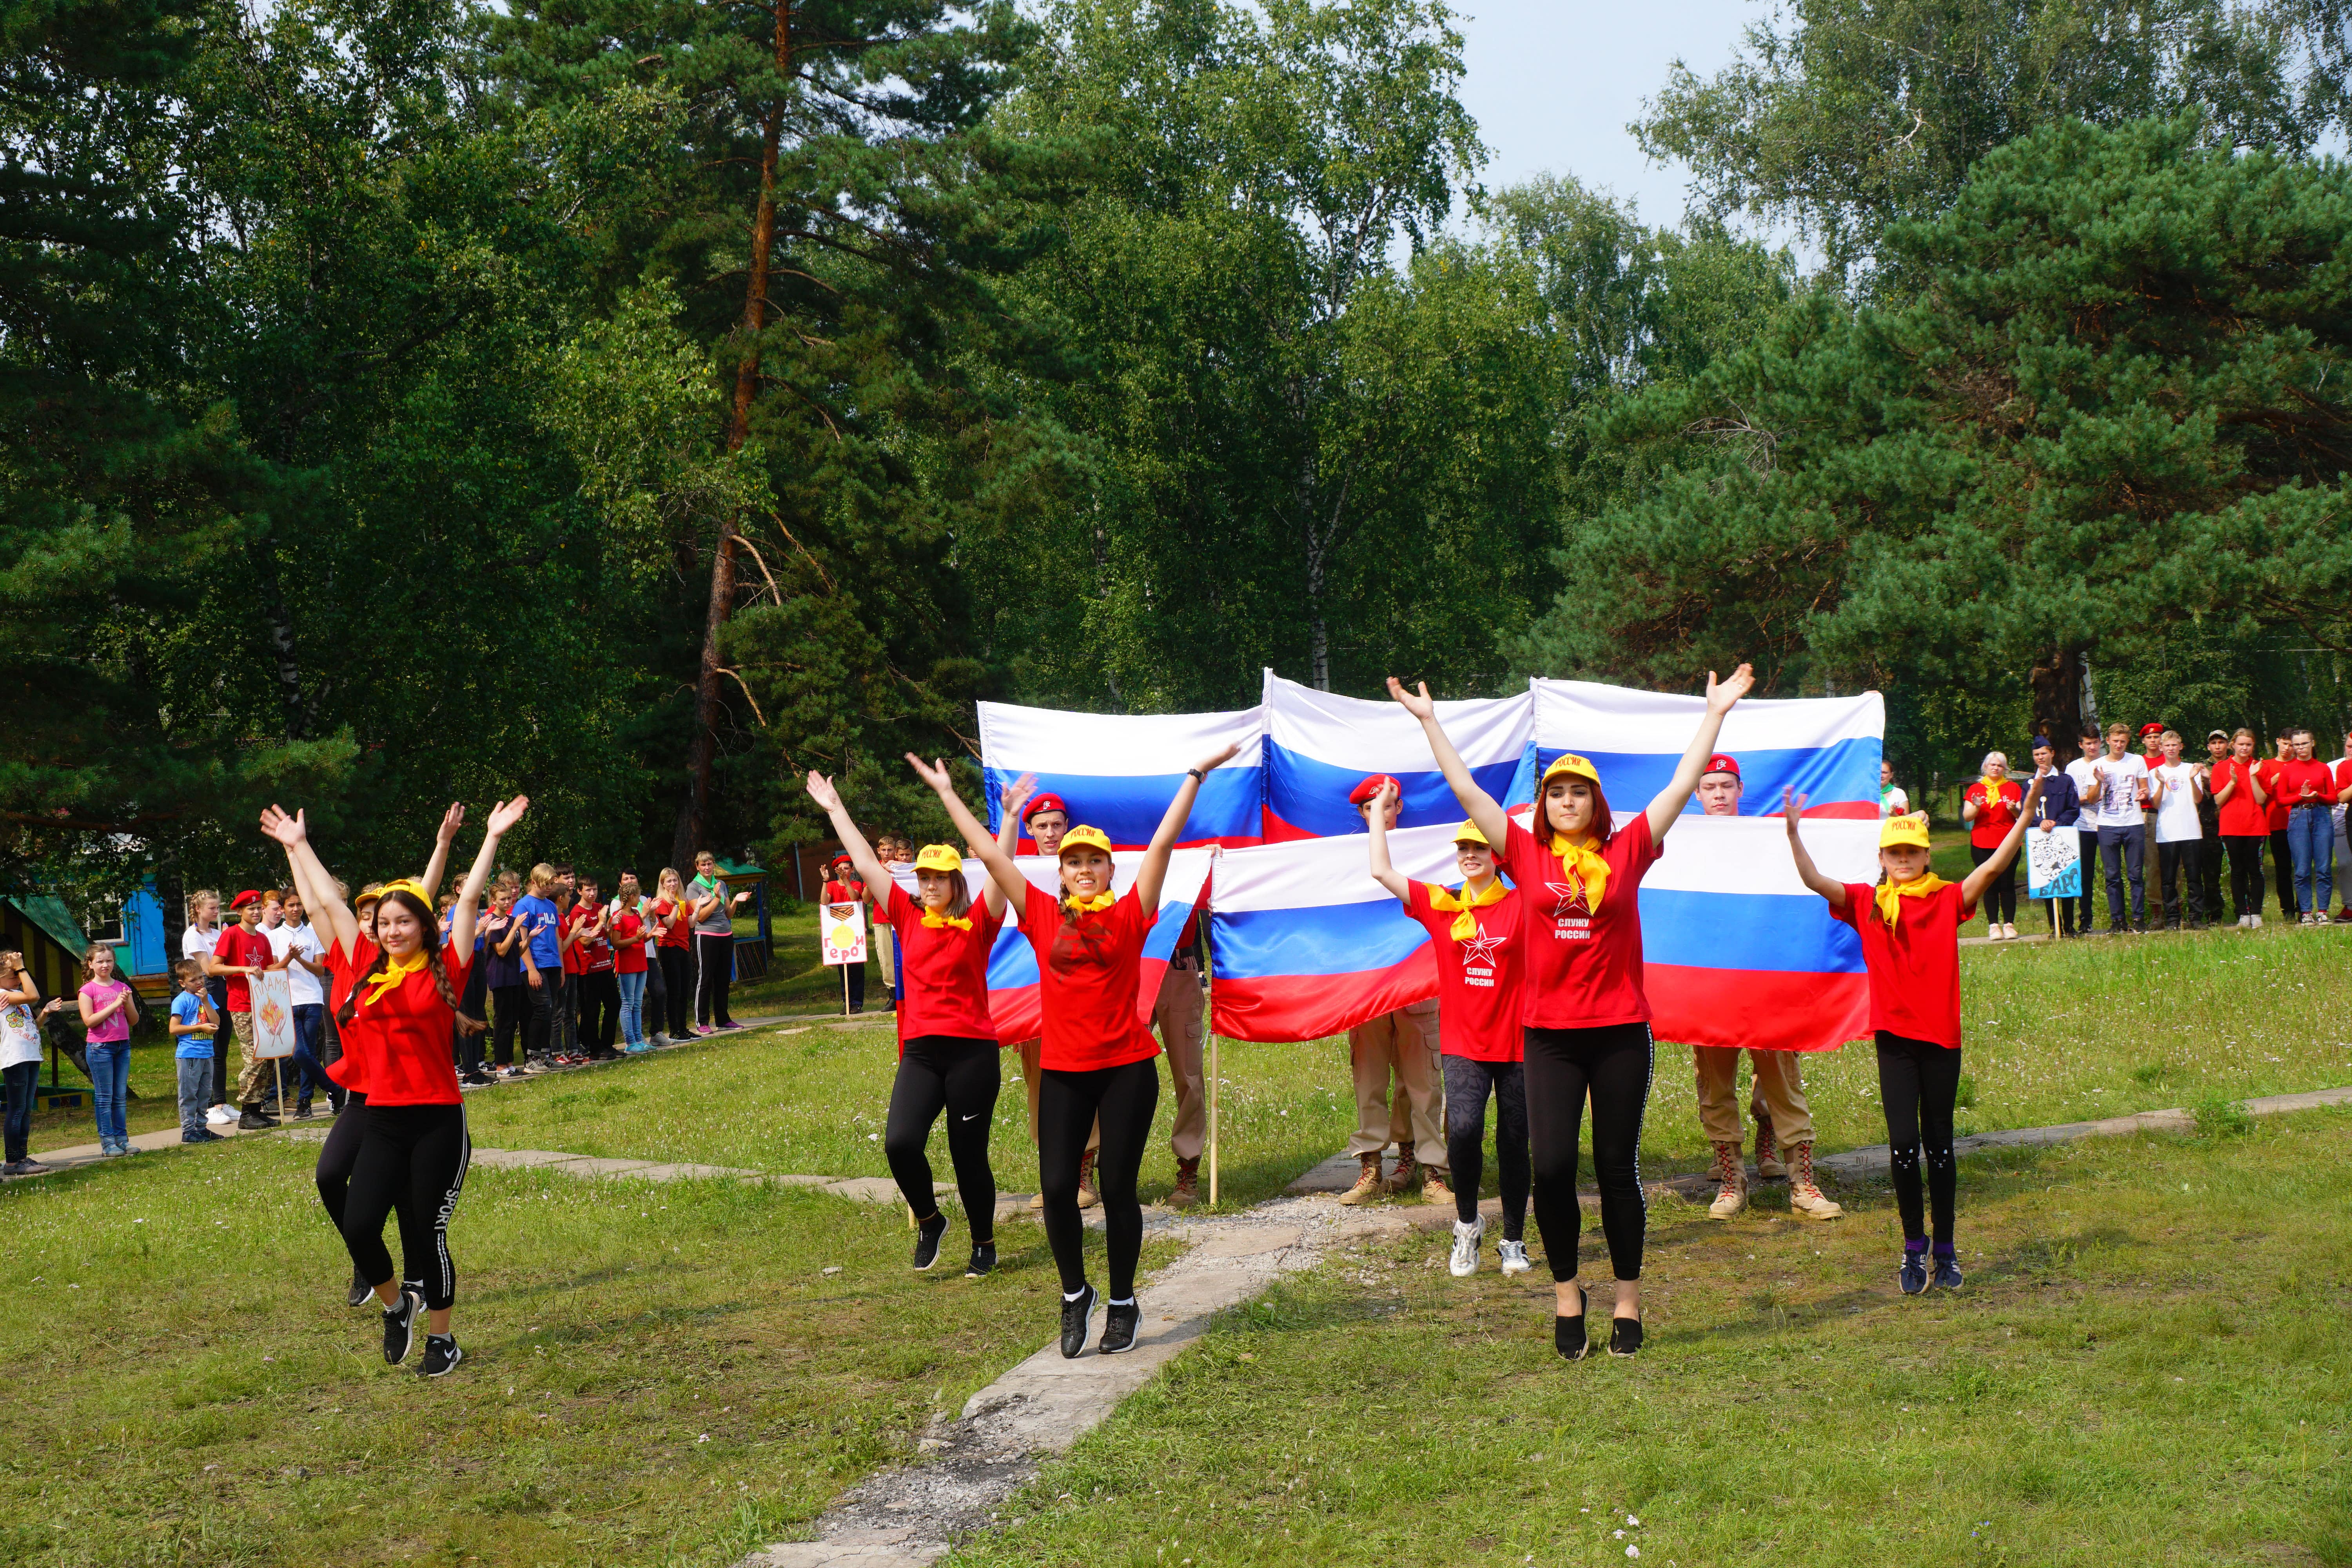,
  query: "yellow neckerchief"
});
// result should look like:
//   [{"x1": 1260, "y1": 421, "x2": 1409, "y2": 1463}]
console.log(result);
[
  {"x1": 1979, "y1": 775, "x2": 2012, "y2": 800},
  {"x1": 919, "y1": 906, "x2": 974, "y2": 931},
  {"x1": 1550, "y1": 831, "x2": 1611, "y2": 915},
  {"x1": 359, "y1": 949, "x2": 430, "y2": 1007},
  {"x1": 1873, "y1": 873, "x2": 1951, "y2": 929},
  {"x1": 1064, "y1": 891, "x2": 1116, "y2": 915},
  {"x1": 1426, "y1": 877, "x2": 1507, "y2": 940}
]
